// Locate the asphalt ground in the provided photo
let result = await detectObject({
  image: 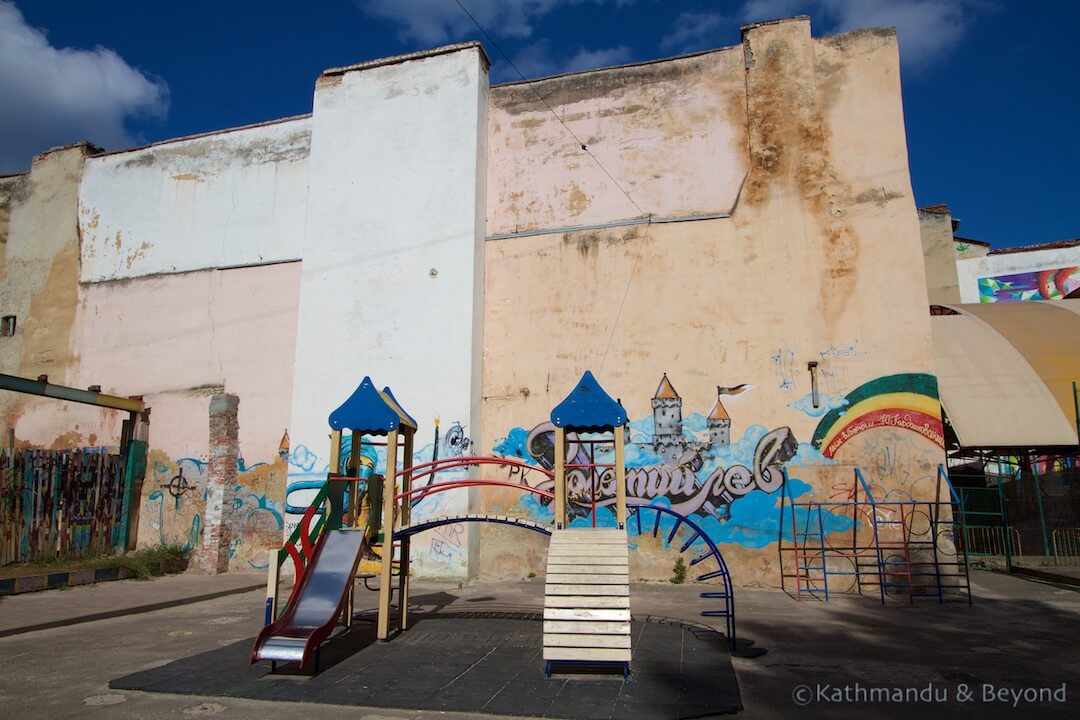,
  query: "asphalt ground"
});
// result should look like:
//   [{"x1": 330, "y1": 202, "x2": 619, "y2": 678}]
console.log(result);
[{"x1": 0, "y1": 570, "x2": 1078, "y2": 719}]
